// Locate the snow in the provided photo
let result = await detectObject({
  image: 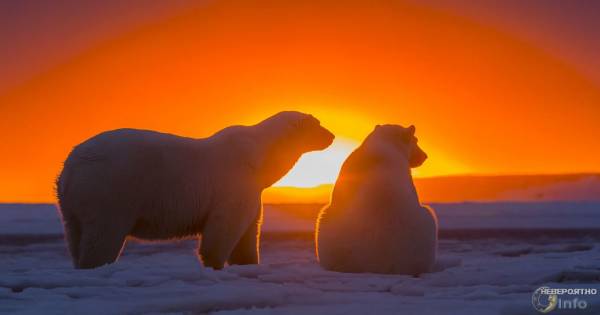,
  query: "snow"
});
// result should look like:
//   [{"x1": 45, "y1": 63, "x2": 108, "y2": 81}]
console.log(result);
[
  {"x1": 261, "y1": 202, "x2": 600, "y2": 232},
  {"x1": 2, "y1": 203, "x2": 600, "y2": 314},
  {"x1": 4, "y1": 202, "x2": 600, "y2": 236}
]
